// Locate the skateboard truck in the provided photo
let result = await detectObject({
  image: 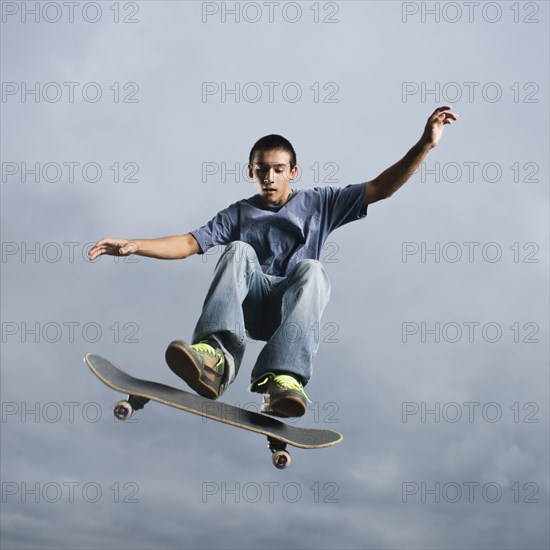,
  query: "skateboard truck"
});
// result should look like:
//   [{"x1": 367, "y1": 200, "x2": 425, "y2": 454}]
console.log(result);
[
  {"x1": 113, "y1": 395, "x2": 149, "y2": 420},
  {"x1": 268, "y1": 437, "x2": 291, "y2": 469}
]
